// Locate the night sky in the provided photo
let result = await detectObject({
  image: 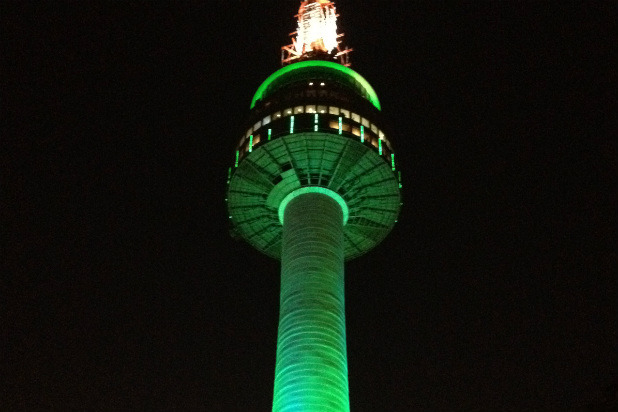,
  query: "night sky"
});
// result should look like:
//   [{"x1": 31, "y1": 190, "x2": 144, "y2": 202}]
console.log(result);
[{"x1": 4, "y1": 1, "x2": 616, "y2": 411}]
